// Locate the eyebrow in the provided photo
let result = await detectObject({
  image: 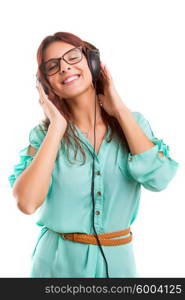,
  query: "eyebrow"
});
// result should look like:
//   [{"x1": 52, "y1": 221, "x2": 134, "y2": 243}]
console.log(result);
[{"x1": 44, "y1": 47, "x2": 77, "y2": 63}]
